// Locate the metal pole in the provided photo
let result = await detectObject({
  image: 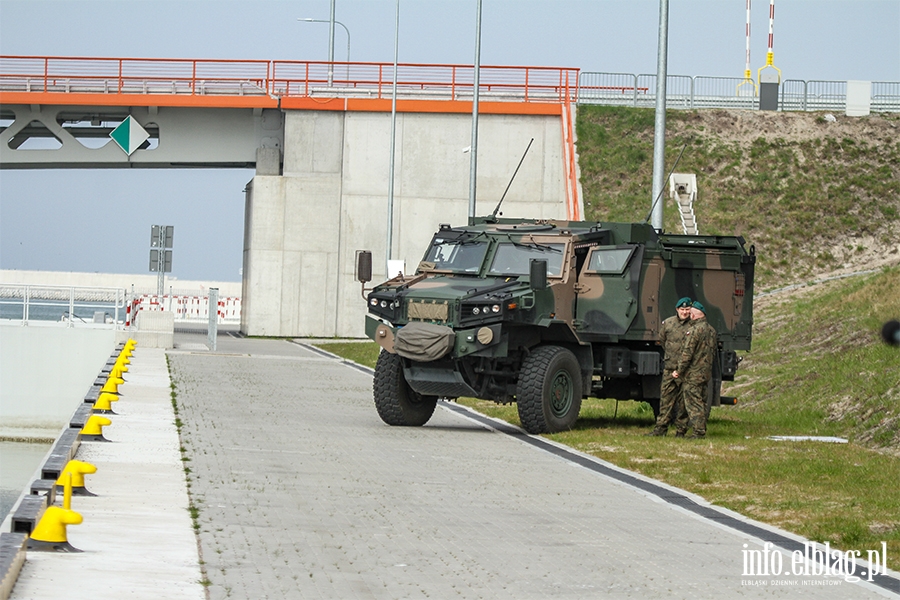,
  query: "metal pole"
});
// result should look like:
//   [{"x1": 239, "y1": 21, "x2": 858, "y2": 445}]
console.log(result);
[
  {"x1": 327, "y1": 0, "x2": 336, "y2": 86},
  {"x1": 299, "y1": 19, "x2": 350, "y2": 82},
  {"x1": 650, "y1": 0, "x2": 669, "y2": 231},
  {"x1": 157, "y1": 226, "x2": 165, "y2": 298},
  {"x1": 341, "y1": 21, "x2": 351, "y2": 82},
  {"x1": 468, "y1": 0, "x2": 483, "y2": 221},
  {"x1": 386, "y1": 0, "x2": 400, "y2": 273},
  {"x1": 207, "y1": 288, "x2": 218, "y2": 352}
]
